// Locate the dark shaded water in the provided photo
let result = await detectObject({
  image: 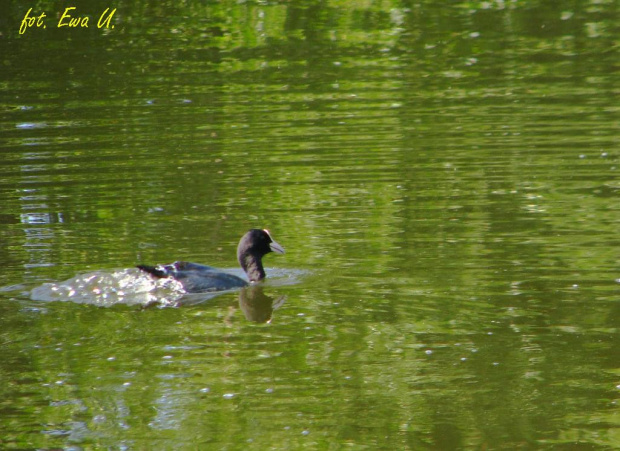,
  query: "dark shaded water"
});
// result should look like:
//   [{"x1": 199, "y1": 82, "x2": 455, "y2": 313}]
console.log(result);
[{"x1": 1, "y1": 1, "x2": 619, "y2": 449}]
